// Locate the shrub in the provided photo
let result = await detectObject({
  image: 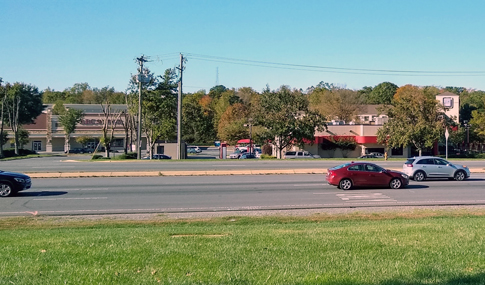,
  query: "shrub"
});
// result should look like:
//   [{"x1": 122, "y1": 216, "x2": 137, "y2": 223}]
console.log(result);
[
  {"x1": 112, "y1": 152, "x2": 137, "y2": 160},
  {"x1": 1, "y1": 148, "x2": 37, "y2": 158},
  {"x1": 91, "y1": 155, "x2": 104, "y2": 160},
  {"x1": 260, "y1": 154, "x2": 277, "y2": 159}
]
